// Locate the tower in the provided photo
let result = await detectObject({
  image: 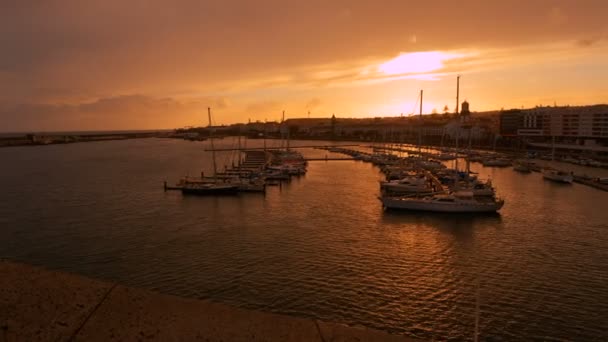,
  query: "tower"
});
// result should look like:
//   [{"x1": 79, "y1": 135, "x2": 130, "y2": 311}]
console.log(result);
[{"x1": 461, "y1": 100, "x2": 470, "y2": 115}]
